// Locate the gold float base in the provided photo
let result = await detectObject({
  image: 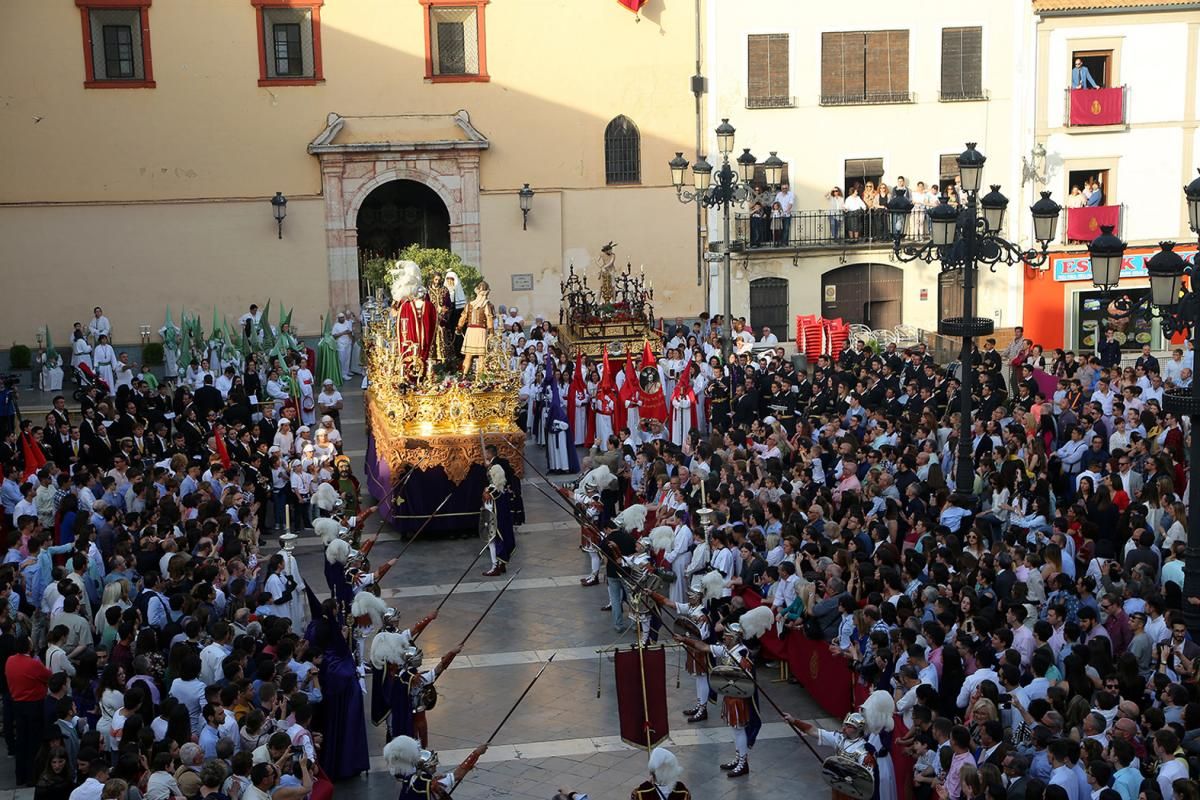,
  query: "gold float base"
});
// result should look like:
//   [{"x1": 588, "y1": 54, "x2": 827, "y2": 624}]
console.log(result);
[{"x1": 559, "y1": 320, "x2": 657, "y2": 357}]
